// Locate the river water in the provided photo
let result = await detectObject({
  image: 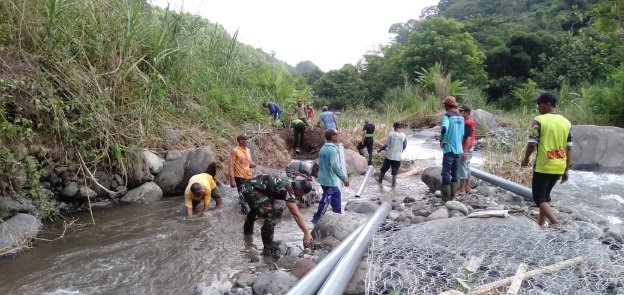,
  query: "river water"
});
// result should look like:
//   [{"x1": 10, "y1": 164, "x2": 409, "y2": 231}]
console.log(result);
[{"x1": 1, "y1": 135, "x2": 622, "y2": 295}]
